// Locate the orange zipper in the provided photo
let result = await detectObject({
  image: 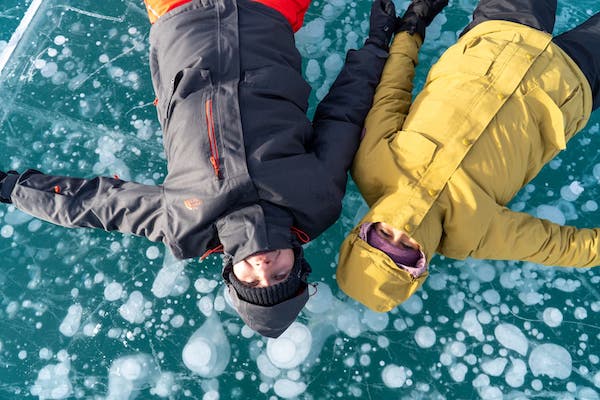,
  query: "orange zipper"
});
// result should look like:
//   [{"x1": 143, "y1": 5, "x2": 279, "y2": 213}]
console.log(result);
[{"x1": 205, "y1": 98, "x2": 221, "y2": 178}]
